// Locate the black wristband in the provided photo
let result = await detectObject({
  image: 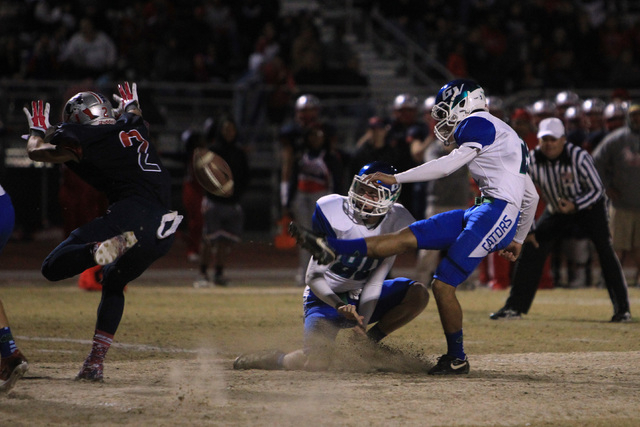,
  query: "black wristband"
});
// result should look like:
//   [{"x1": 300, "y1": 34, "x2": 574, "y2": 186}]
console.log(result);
[
  {"x1": 29, "y1": 128, "x2": 45, "y2": 138},
  {"x1": 124, "y1": 101, "x2": 139, "y2": 112}
]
